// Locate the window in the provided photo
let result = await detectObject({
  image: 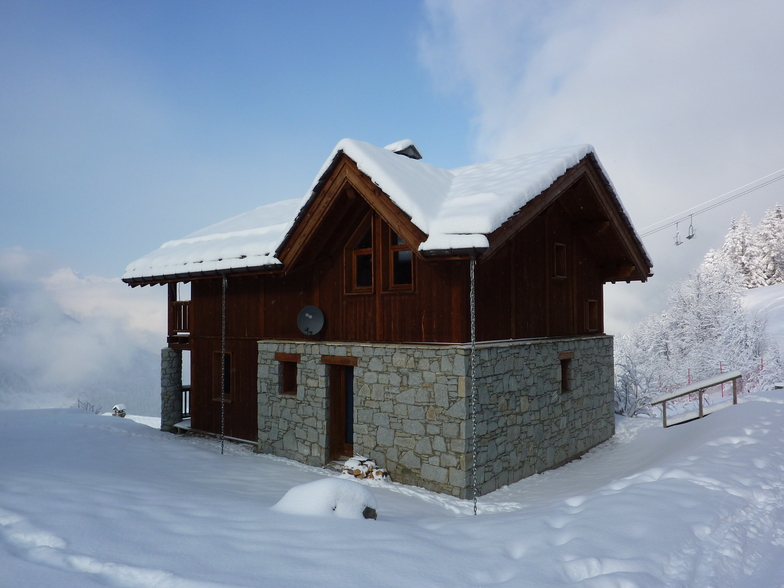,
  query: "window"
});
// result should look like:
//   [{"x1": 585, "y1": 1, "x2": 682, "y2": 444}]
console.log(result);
[
  {"x1": 346, "y1": 219, "x2": 373, "y2": 293},
  {"x1": 585, "y1": 299, "x2": 599, "y2": 332},
  {"x1": 559, "y1": 351, "x2": 574, "y2": 394},
  {"x1": 280, "y1": 362, "x2": 297, "y2": 395},
  {"x1": 553, "y1": 242, "x2": 567, "y2": 278},
  {"x1": 212, "y1": 351, "x2": 231, "y2": 400},
  {"x1": 389, "y1": 230, "x2": 413, "y2": 288},
  {"x1": 345, "y1": 215, "x2": 416, "y2": 293},
  {"x1": 275, "y1": 352, "x2": 301, "y2": 396}
]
